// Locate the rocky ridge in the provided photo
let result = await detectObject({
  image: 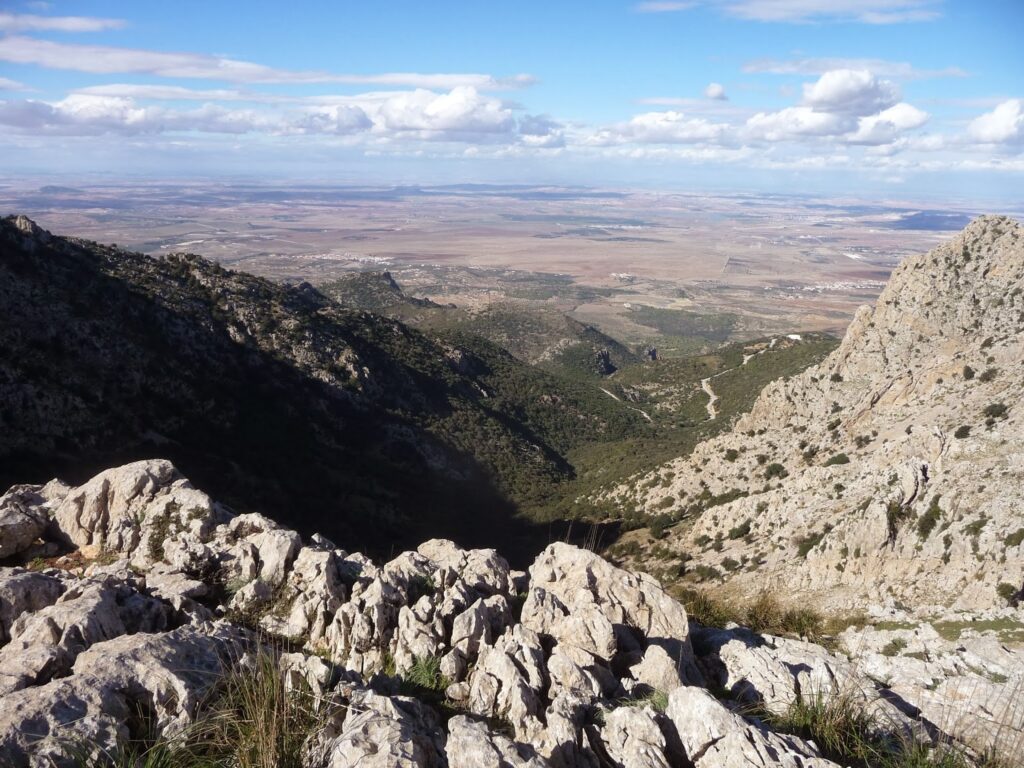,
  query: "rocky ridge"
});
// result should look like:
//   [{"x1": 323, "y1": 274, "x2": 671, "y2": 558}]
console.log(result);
[
  {"x1": 607, "y1": 216, "x2": 1024, "y2": 613},
  {"x1": 1, "y1": 460, "x2": 1021, "y2": 766}
]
